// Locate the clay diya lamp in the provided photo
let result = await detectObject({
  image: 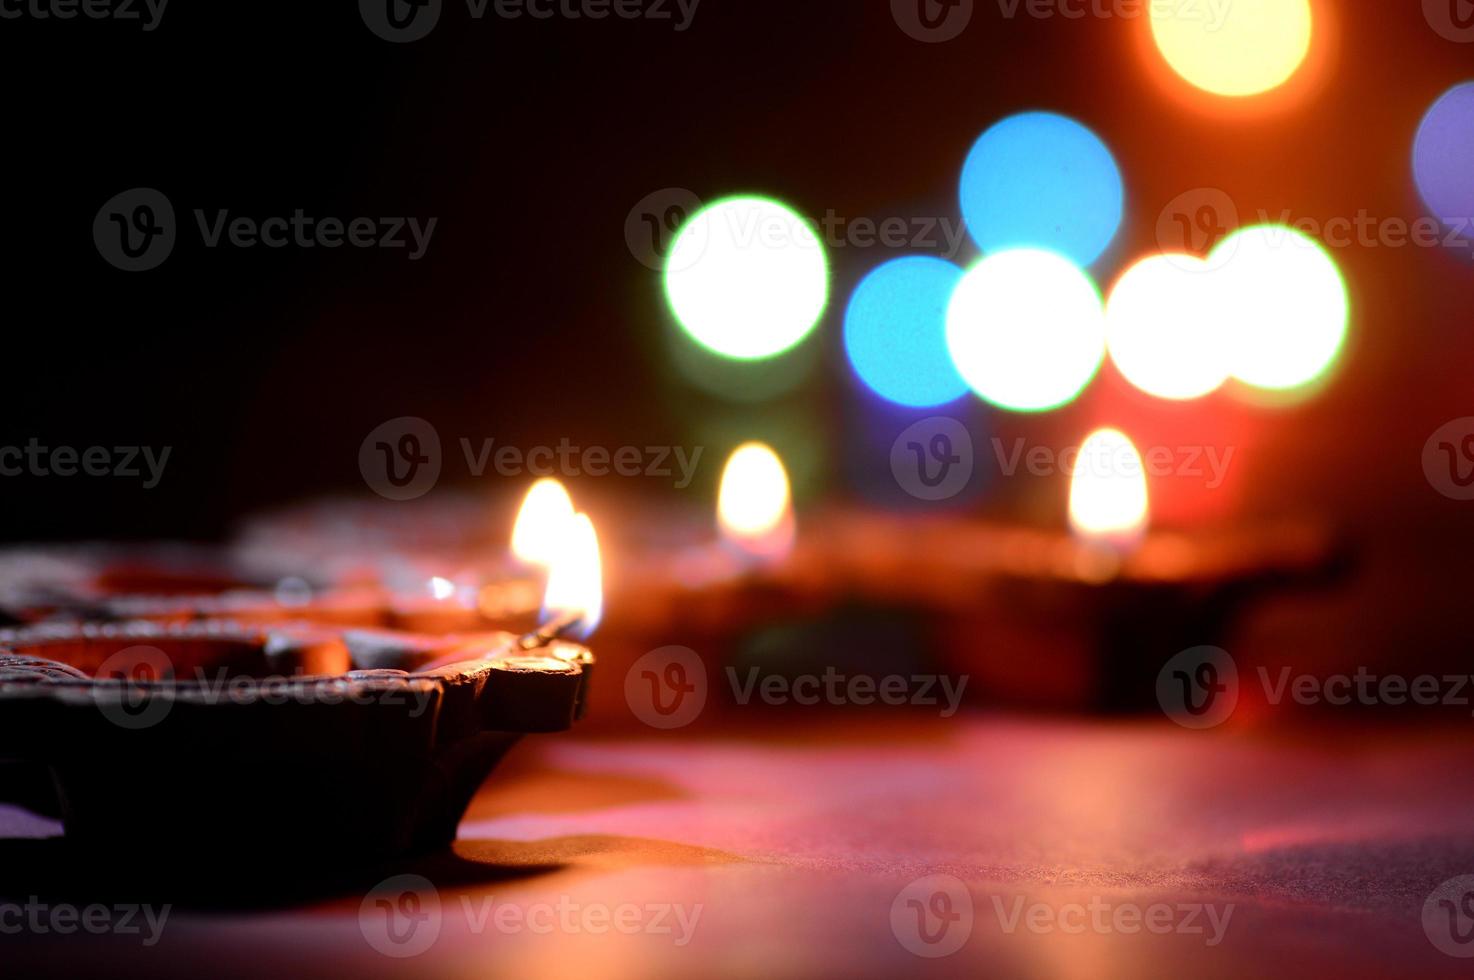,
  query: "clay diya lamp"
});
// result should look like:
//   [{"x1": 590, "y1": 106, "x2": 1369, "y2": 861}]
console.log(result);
[{"x1": 0, "y1": 619, "x2": 593, "y2": 864}]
